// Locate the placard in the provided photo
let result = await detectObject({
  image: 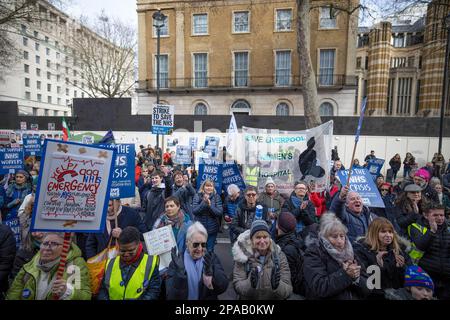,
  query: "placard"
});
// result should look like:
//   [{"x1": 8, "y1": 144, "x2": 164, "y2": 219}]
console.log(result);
[
  {"x1": 31, "y1": 139, "x2": 116, "y2": 232},
  {"x1": 197, "y1": 159, "x2": 223, "y2": 194},
  {"x1": 175, "y1": 145, "x2": 192, "y2": 165},
  {"x1": 23, "y1": 137, "x2": 42, "y2": 157},
  {"x1": 0, "y1": 148, "x2": 24, "y2": 174},
  {"x1": 152, "y1": 104, "x2": 174, "y2": 135}
]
